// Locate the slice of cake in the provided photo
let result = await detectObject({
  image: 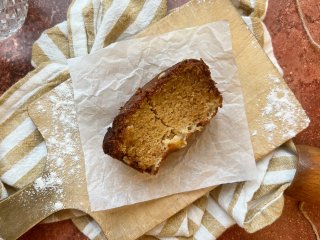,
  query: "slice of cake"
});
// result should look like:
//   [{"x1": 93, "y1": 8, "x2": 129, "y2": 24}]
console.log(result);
[{"x1": 103, "y1": 59, "x2": 222, "y2": 175}]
